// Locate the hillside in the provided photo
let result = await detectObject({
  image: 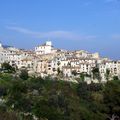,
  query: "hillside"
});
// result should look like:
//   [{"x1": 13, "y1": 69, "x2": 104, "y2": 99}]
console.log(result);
[{"x1": 0, "y1": 73, "x2": 120, "y2": 120}]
